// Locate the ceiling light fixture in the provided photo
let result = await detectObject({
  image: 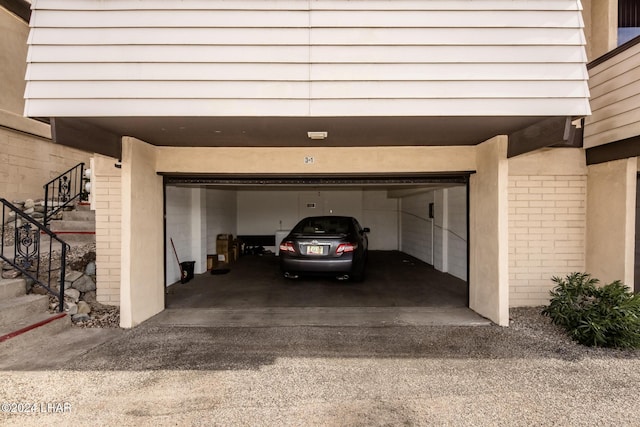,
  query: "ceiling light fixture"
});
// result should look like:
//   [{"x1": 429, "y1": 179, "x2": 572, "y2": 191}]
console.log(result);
[{"x1": 307, "y1": 131, "x2": 328, "y2": 140}]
